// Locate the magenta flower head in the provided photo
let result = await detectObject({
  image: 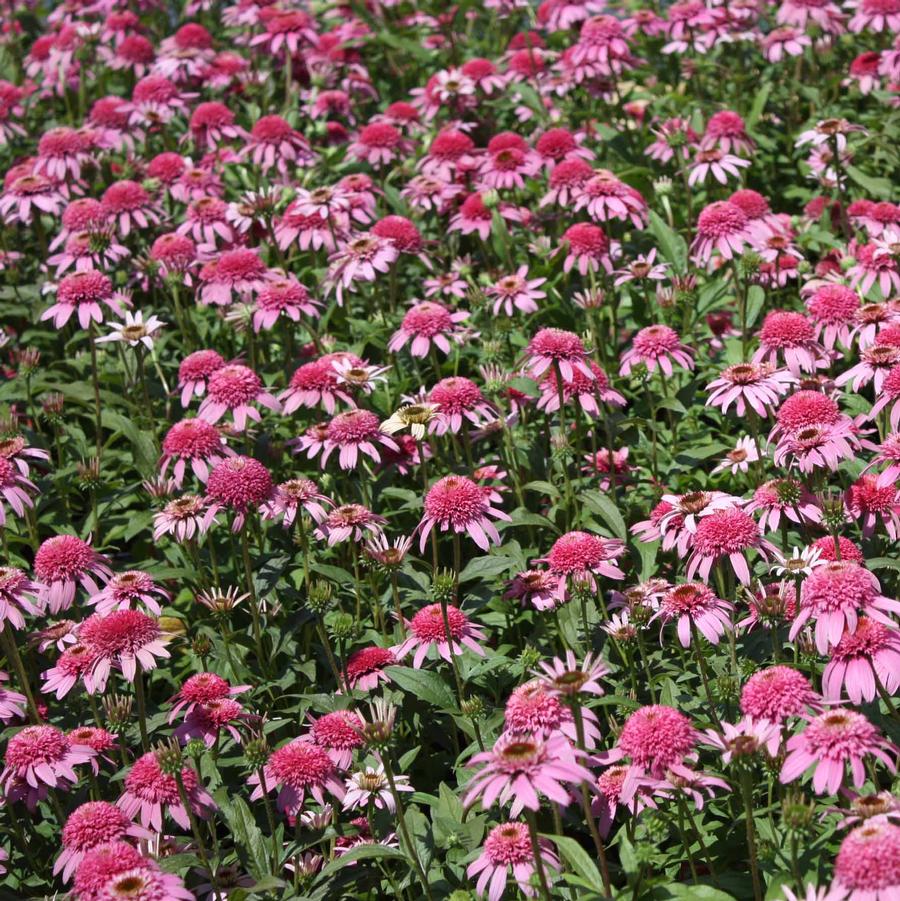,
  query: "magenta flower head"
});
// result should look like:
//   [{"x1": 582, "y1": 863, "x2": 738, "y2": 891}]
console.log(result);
[
  {"x1": 463, "y1": 731, "x2": 593, "y2": 815},
  {"x1": 345, "y1": 646, "x2": 397, "y2": 691},
  {"x1": 205, "y1": 455, "x2": 274, "y2": 532},
  {"x1": 0, "y1": 566, "x2": 41, "y2": 629},
  {"x1": 705, "y1": 362, "x2": 795, "y2": 417},
  {"x1": 691, "y1": 200, "x2": 759, "y2": 265},
  {"x1": 792, "y1": 561, "x2": 900, "y2": 654},
  {"x1": 740, "y1": 666, "x2": 821, "y2": 724},
  {"x1": 503, "y1": 679, "x2": 601, "y2": 748},
  {"x1": 831, "y1": 821, "x2": 900, "y2": 900},
  {"x1": 388, "y1": 301, "x2": 470, "y2": 358},
  {"x1": 653, "y1": 582, "x2": 733, "y2": 647},
  {"x1": 198, "y1": 363, "x2": 281, "y2": 431},
  {"x1": 806, "y1": 284, "x2": 860, "y2": 350},
  {"x1": 41, "y1": 270, "x2": 125, "y2": 330},
  {"x1": 1, "y1": 725, "x2": 95, "y2": 809},
  {"x1": 168, "y1": 671, "x2": 249, "y2": 723},
  {"x1": 88, "y1": 570, "x2": 171, "y2": 616},
  {"x1": 686, "y1": 507, "x2": 777, "y2": 586},
  {"x1": 55, "y1": 801, "x2": 149, "y2": 882},
  {"x1": 525, "y1": 327, "x2": 594, "y2": 381},
  {"x1": 538, "y1": 530, "x2": 626, "y2": 599},
  {"x1": 418, "y1": 474, "x2": 510, "y2": 552},
  {"x1": 822, "y1": 617, "x2": 900, "y2": 705},
  {"x1": 467, "y1": 821, "x2": 560, "y2": 901},
  {"x1": 781, "y1": 709, "x2": 898, "y2": 795},
  {"x1": 615, "y1": 705, "x2": 699, "y2": 777},
  {"x1": 72, "y1": 842, "x2": 147, "y2": 901},
  {"x1": 619, "y1": 325, "x2": 695, "y2": 377},
  {"x1": 177, "y1": 348, "x2": 225, "y2": 407},
  {"x1": 307, "y1": 710, "x2": 365, "y2": 770},
  {"x1": 34, "y1": 534, "x2": 113, "y2": 614},
  {"x1": 118, "y1": 750, "x2": 216, "y2": 831},
  {"x1": 318, "y1": 410, "x2": 399, "y2": 470},
  {"x1": 159, "y1": 418, "x2": 231, "y2": 487},
  {"x1": 428, "y1": 377, "x2": 497, "y2": 435},
  {"x1": 754, "y1": 310, "x2": 827, "y2": 374},
  {"x1": 79, "y1": 610, "x2": 170, "y2": 691},
  {"x1": 393, "y1": 603, "x2": 487, "y2": 668},
  {"x1": 249, "y1": 738, "x2": 346, "y2": 817}
]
